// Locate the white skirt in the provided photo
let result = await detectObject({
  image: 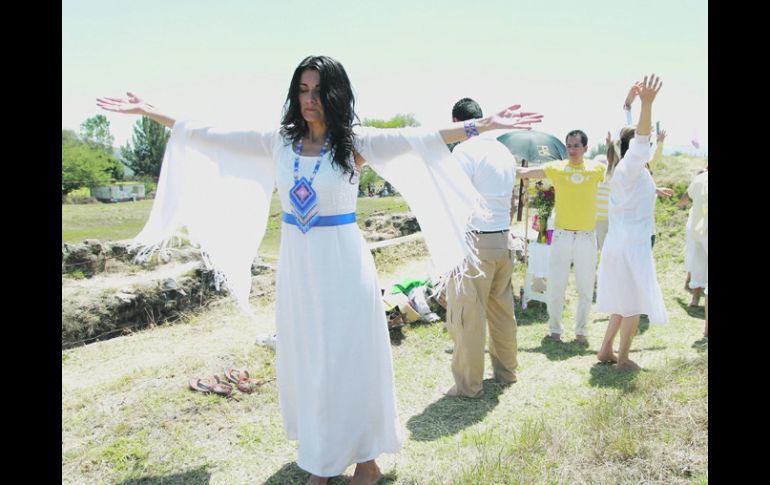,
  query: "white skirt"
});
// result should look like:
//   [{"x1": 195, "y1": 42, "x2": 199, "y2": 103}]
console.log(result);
[
  {"x1": 596, "y1": 234, "x2": 668, "y2": 324},
  {"x1": 274, "y1": 222, "x2": 402, "y2": 477},
  {"x1": 685, "y1": 229, "x2": 708, "y2": 290}
]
